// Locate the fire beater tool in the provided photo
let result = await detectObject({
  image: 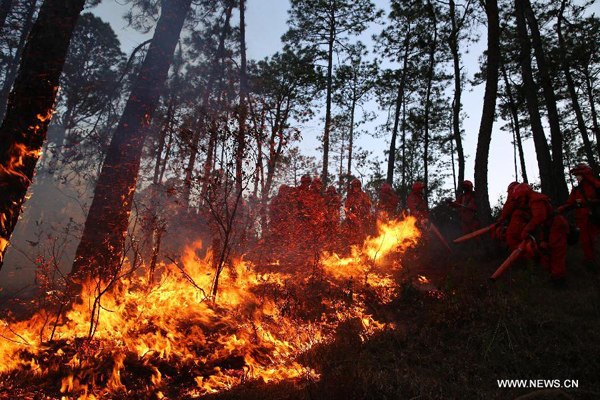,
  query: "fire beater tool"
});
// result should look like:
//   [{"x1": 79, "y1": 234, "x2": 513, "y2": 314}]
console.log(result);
[
  {"x1": 490, "y1": 236, "x2": 535, "y2": 280},
  {"x1": 453, "y1": 223, "x2": 498, "y2": 244},
  {"x1": 427, "y1": 221, "x2": 453, "y2": 253}
]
